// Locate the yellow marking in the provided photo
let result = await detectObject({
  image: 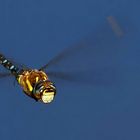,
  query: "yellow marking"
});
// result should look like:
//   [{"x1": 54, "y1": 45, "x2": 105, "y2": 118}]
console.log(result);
[
  {"x1": 17, "y1": 70, "x2": 49, "y2": 95},
  {"x1": 26, "y1": 78, "x2": 33, "y2": 92},
  {"x1": 44, "y1": 76, "x2": 47, "y2": 80},
  {"x1": 36, "y1": 77, "x2": 39, "y2": 83},
  {"x1": 17, "y1": 76, "x2": 21, "y2": 84},
  {"x1": 17, "y1": 78, "x2": 20, "y2": 84}
]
